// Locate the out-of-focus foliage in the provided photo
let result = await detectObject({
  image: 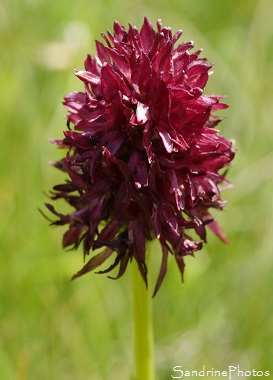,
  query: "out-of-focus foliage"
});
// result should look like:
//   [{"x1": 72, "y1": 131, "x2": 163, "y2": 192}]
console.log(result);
[{"x1": 0, "y1": 0, "x2": 272, "y2": 379}]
